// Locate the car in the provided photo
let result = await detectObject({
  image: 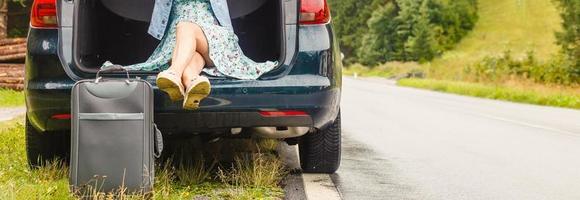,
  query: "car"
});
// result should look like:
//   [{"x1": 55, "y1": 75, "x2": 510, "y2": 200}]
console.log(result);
[{"x1": 25, "y1": 0, "x2": 342, "y2": 173}]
